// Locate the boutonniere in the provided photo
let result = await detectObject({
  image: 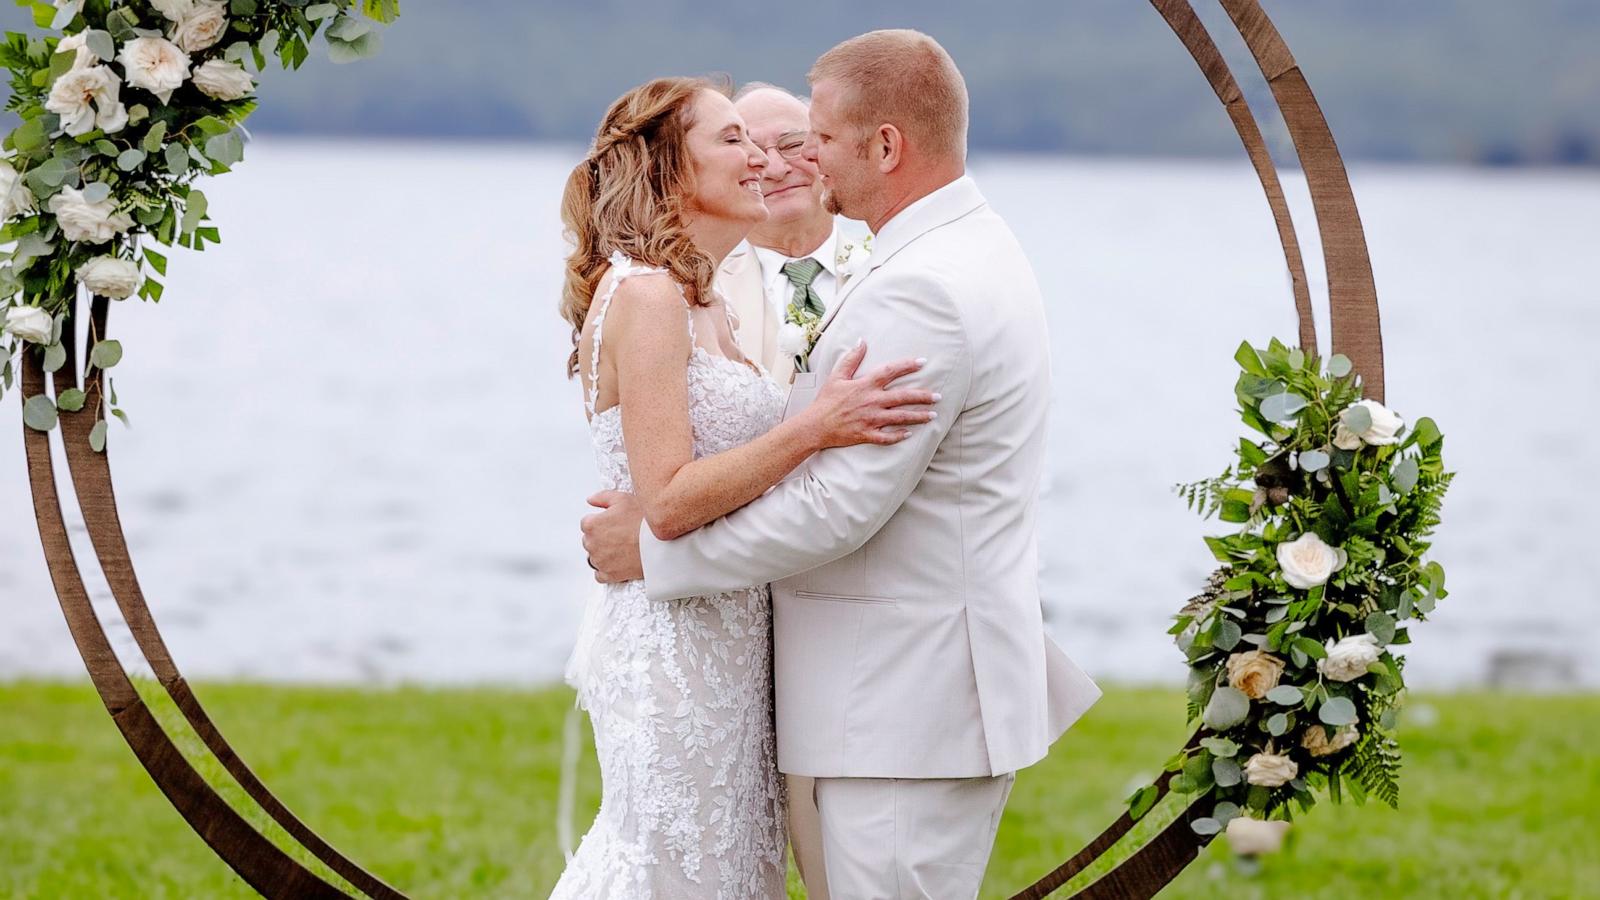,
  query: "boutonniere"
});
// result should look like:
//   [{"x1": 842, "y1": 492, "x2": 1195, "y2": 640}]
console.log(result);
[{"x1": 835, "y1": 233, "x2": 873, "y2": 279}]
